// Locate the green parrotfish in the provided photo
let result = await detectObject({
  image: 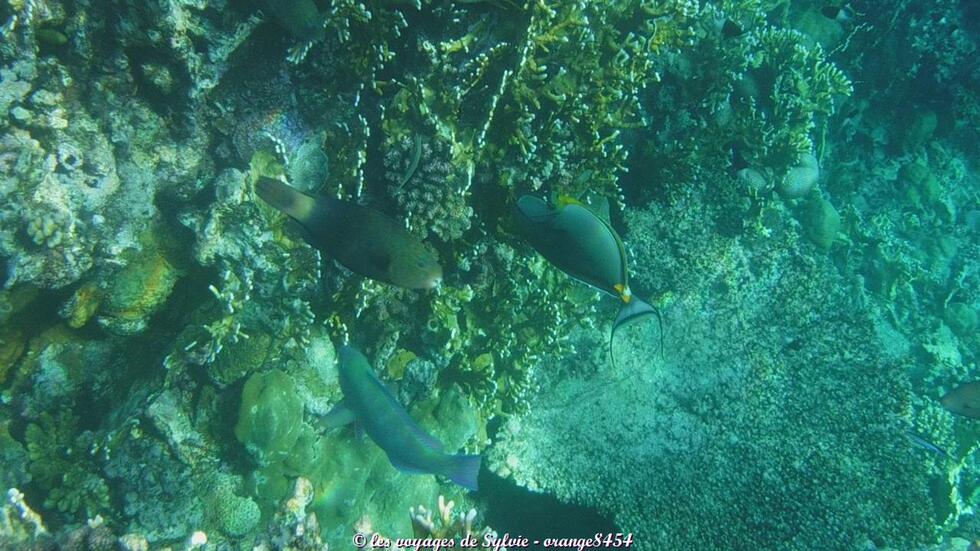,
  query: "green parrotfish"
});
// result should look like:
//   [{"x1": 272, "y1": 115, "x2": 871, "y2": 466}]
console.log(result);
[
  {"x1": 328, "y1": 346, "x2": 482, "y2": 491},
  {"x1": 255, "y1": 177, "x2": 443, "y2": 289},
  {"x1": 514, "y1": 194, "x2": 663, "y2": 364},
  {"x1": 257, "y1": 0, "x2": 326, "y2": 42}
]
